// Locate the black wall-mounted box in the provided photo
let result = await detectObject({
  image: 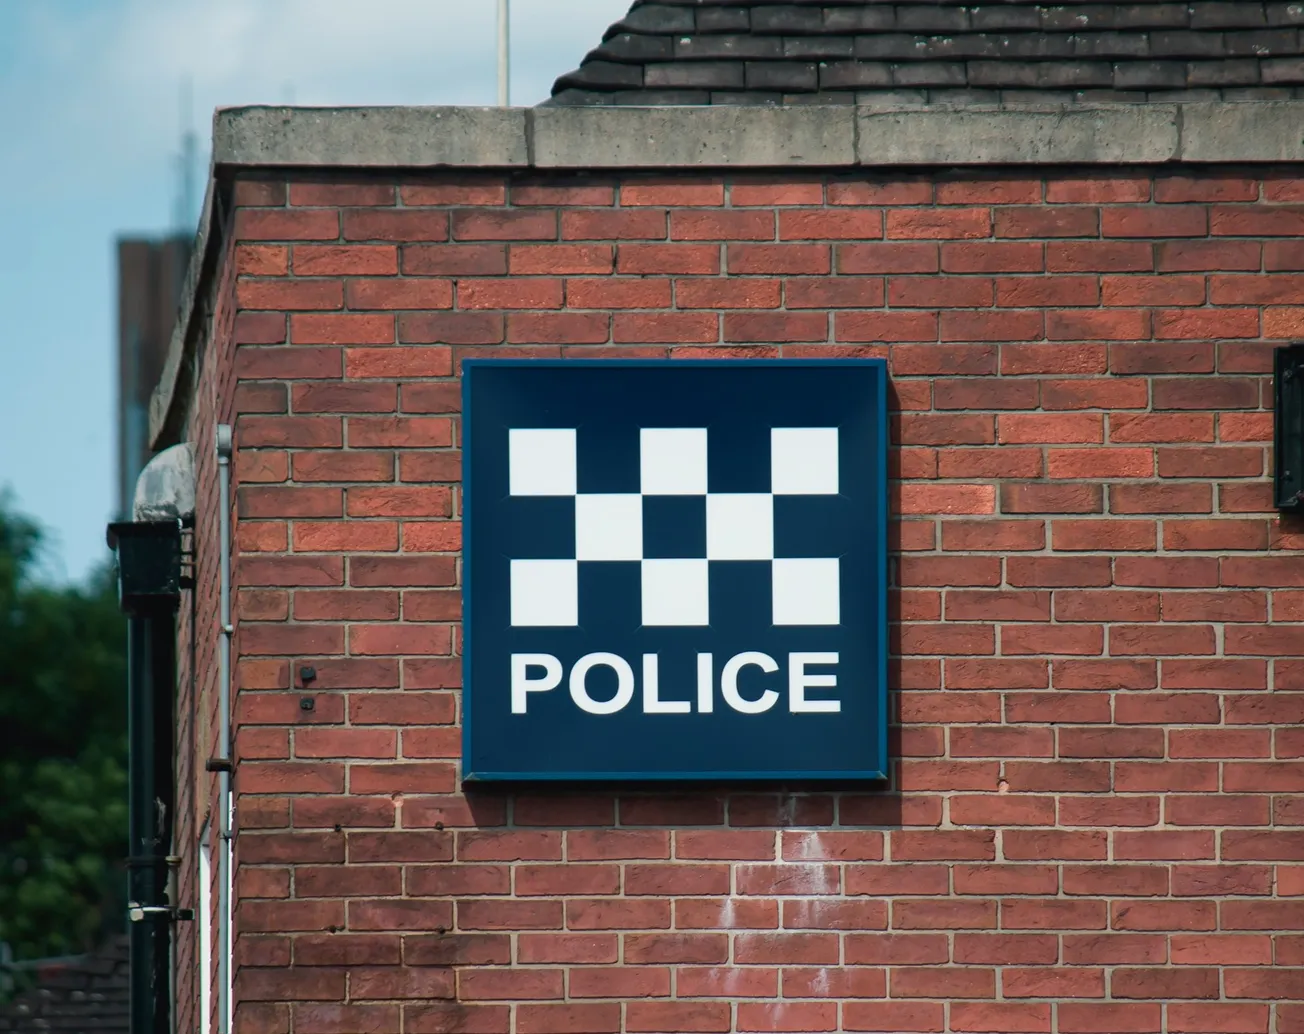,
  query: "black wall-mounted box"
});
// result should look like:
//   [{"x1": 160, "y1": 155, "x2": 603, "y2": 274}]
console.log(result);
[{"x1": 1276, "y1": 344, "x2": 1304, "y2": 511}]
